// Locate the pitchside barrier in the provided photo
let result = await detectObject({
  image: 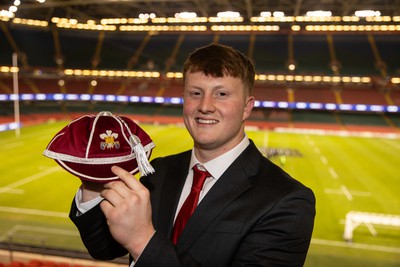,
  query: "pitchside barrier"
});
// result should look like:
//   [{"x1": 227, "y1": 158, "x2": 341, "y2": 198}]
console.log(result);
[{"x1": 343, "y1": 211, "x2": 400, "y2": 242}]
